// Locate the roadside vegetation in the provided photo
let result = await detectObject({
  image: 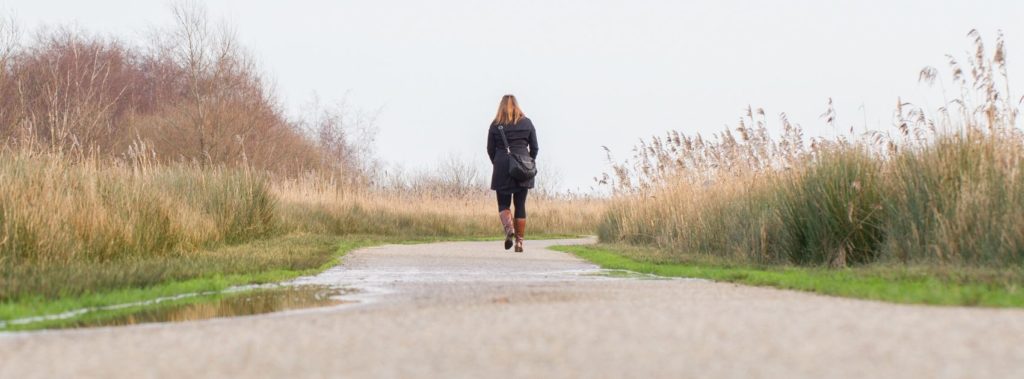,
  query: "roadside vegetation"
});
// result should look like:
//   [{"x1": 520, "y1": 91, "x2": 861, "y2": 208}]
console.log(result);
[
  {"x1": 593, "y1": 30, "x2": 1024, "y2": 303},
  {"x1": 557, "y1": 245, "x2": 1024, "y2": 307}
]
